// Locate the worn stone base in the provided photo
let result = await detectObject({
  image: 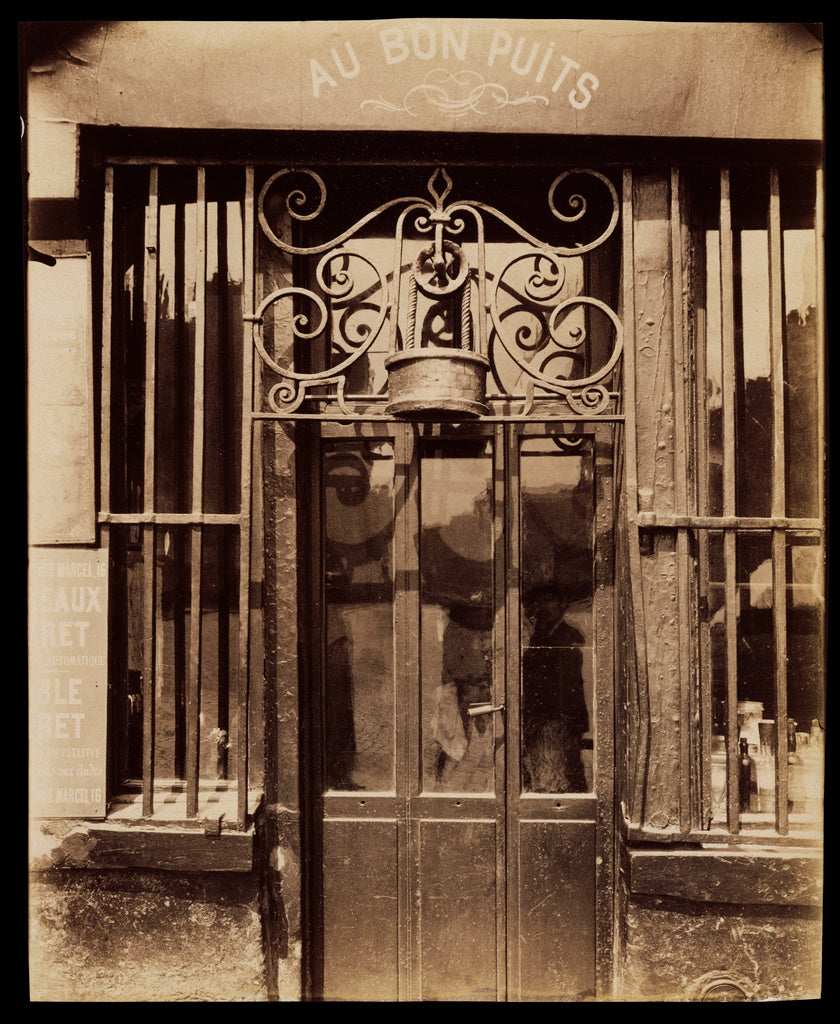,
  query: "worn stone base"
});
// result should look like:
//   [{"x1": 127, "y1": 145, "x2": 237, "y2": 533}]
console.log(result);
[
  {"x1": 619, "y1": 895, "x2": 823, "y2": 1002},
  {"x1": 29, "y1": 869, "x2": 267, "y2": 1002}
]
